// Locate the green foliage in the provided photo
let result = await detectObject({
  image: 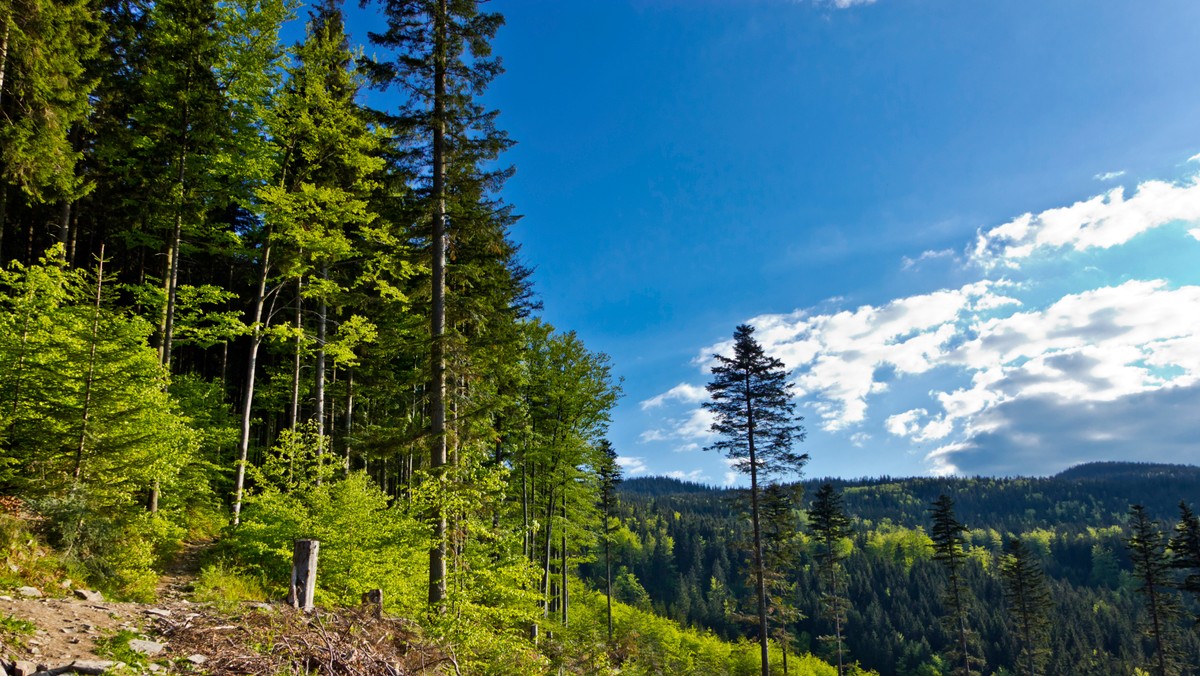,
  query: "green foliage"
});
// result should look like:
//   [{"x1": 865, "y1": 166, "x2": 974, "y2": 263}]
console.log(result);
[
  {"x1": 96, "y1": 629, "x2": 150, "y2": 669},
  {"x1": 192, "y1": 560, "x2": 267, "y2": 611}
]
